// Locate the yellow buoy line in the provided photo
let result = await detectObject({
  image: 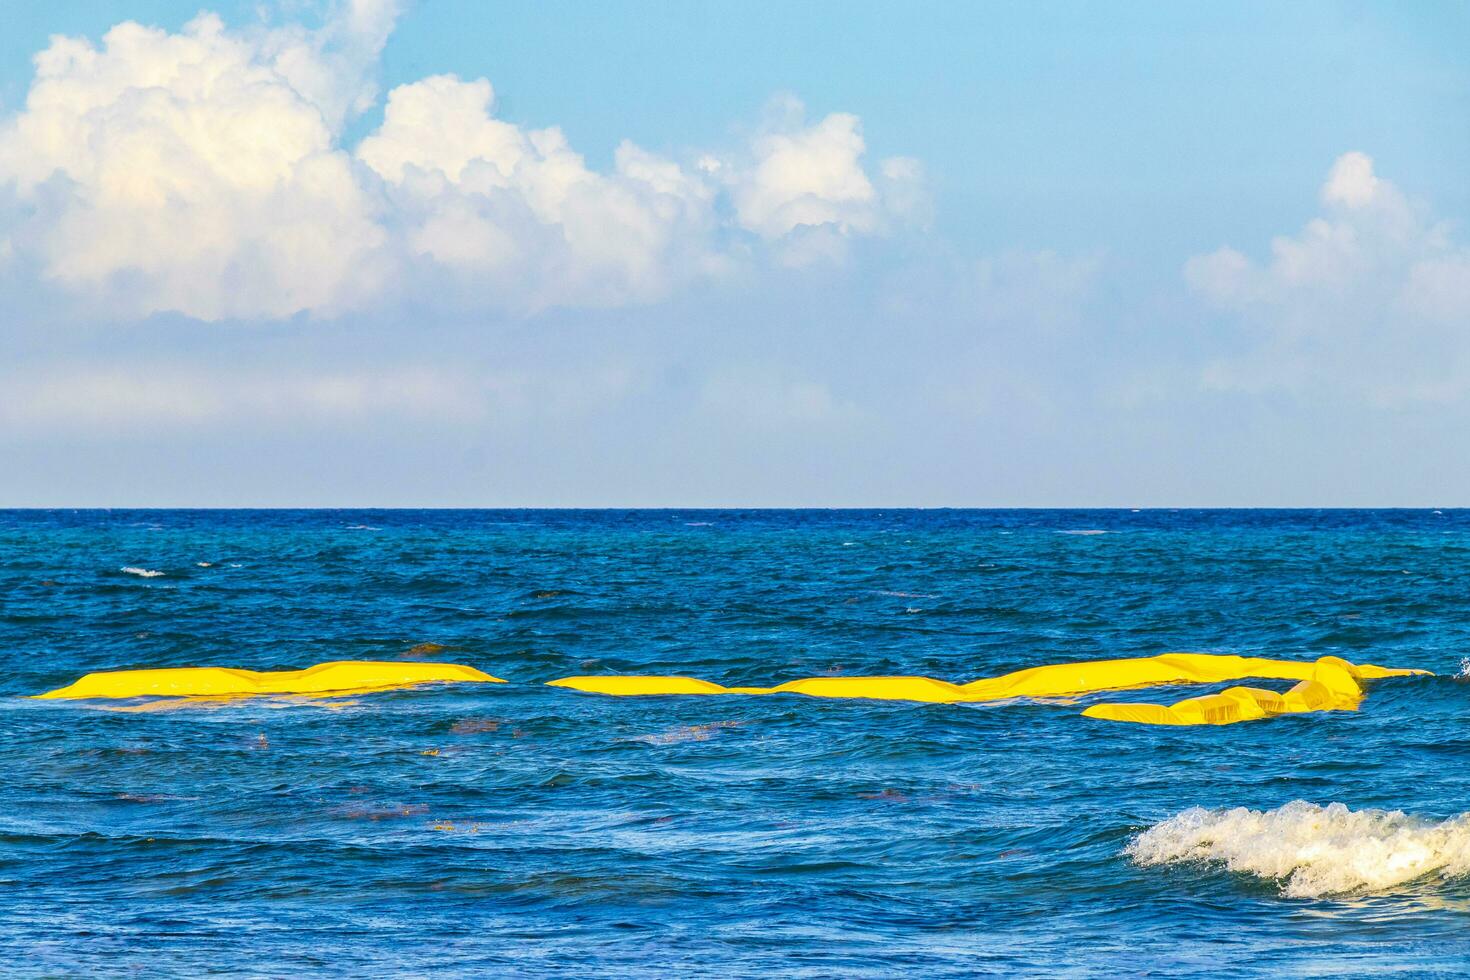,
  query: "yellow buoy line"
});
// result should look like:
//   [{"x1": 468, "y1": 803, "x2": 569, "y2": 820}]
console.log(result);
[
  {"x1": 33, "y1": 654, "x2": 1429, "y2": 726},
  {"x1": 34, "y1": 661, "x2": 505, "y2": 701}
]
